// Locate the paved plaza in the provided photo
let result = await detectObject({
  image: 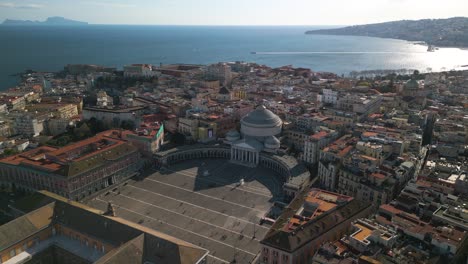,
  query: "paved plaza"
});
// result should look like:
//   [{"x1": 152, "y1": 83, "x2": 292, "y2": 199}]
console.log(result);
[{"x1": 86, "y1": 159, "x2": 284, "y2": 264}]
